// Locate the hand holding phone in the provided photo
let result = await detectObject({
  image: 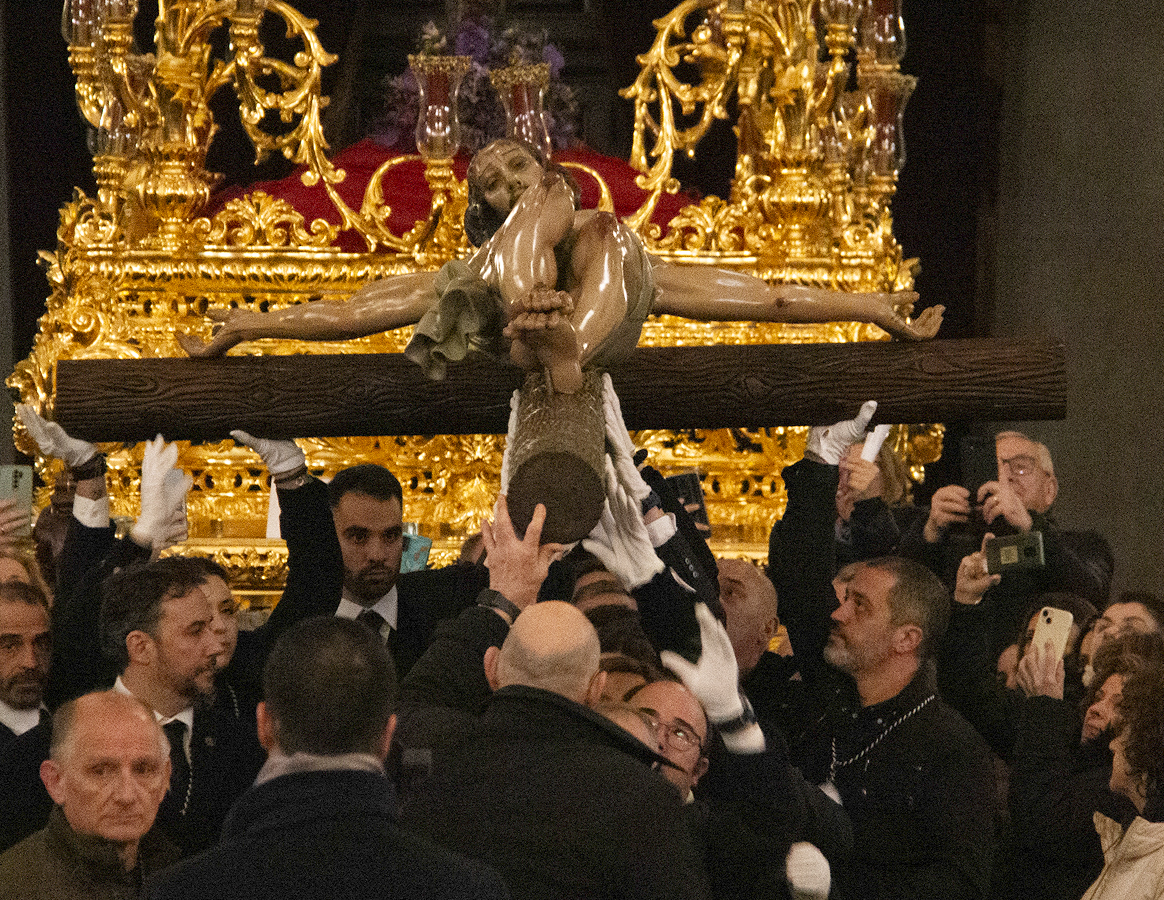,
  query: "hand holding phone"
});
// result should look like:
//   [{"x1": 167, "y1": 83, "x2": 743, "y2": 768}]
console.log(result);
[
  {"x1": 1032, "y1": 606, "x2": 1075, "y2": 660},
  {"x1": 1015, "y1": 606, "x2": 1073, "y2": 700},
  {"x1": 0, "y1": 466, "x2": 33, "y2": 544}
]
